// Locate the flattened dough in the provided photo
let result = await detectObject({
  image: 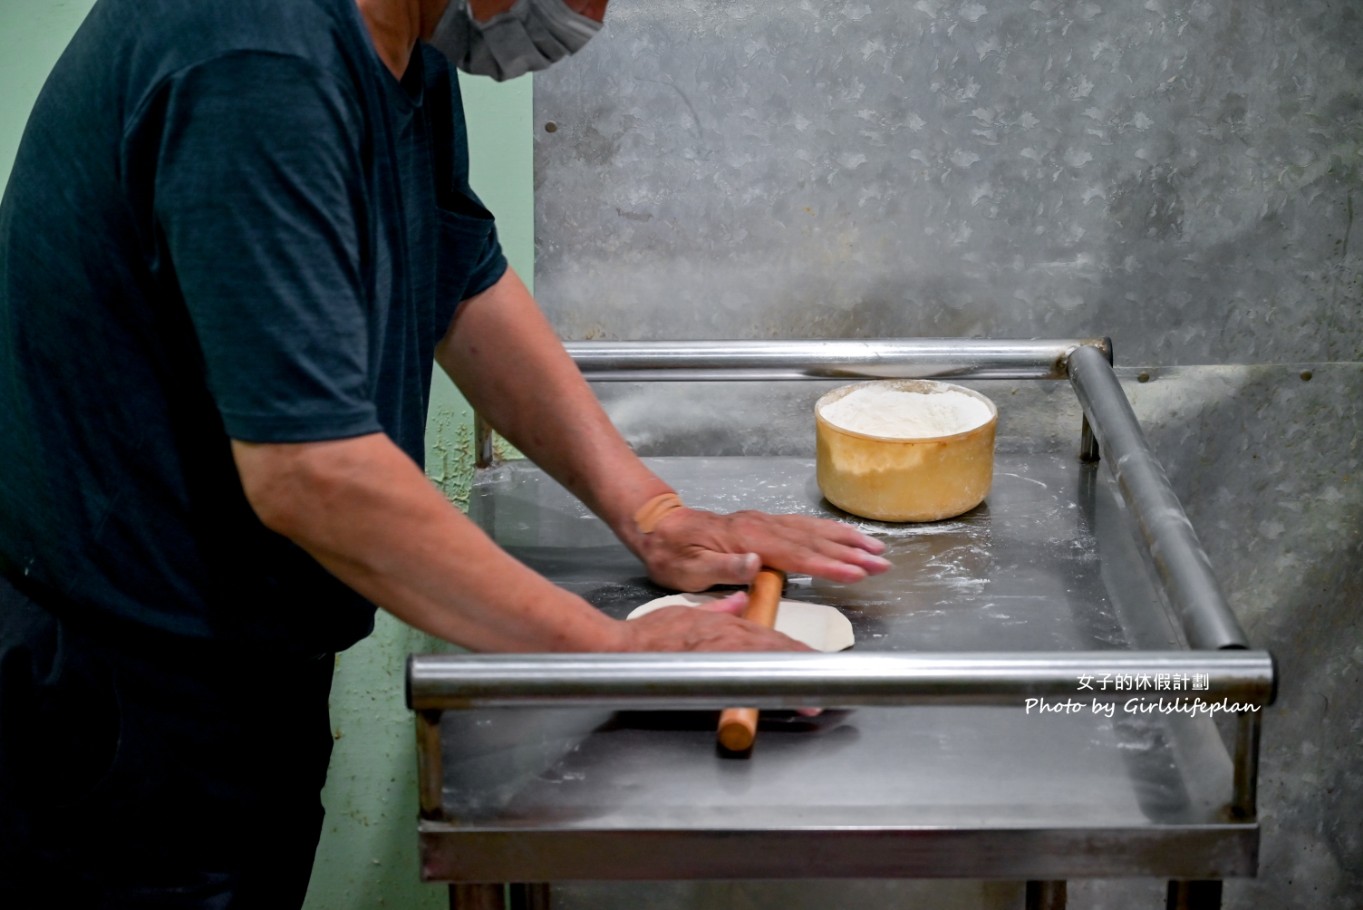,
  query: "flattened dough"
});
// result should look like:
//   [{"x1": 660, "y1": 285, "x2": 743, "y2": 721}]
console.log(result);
[{"x1": 626, "y1": 593, "x2": 855, "y2": 652}]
